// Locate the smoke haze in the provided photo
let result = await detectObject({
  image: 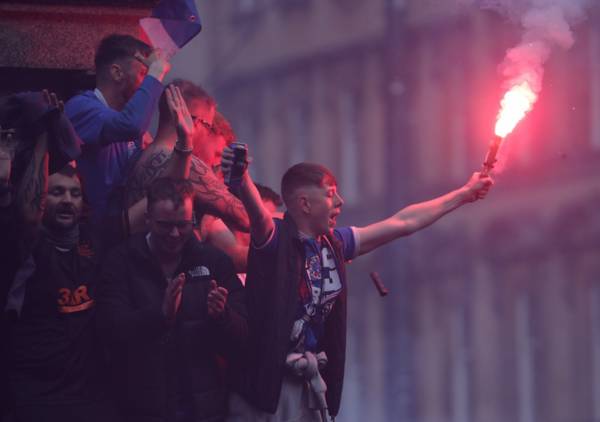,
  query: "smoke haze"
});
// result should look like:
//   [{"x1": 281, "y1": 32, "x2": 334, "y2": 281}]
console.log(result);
[{"x1": 464, "y1": 0, "x2": 594, "y2": 92}]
